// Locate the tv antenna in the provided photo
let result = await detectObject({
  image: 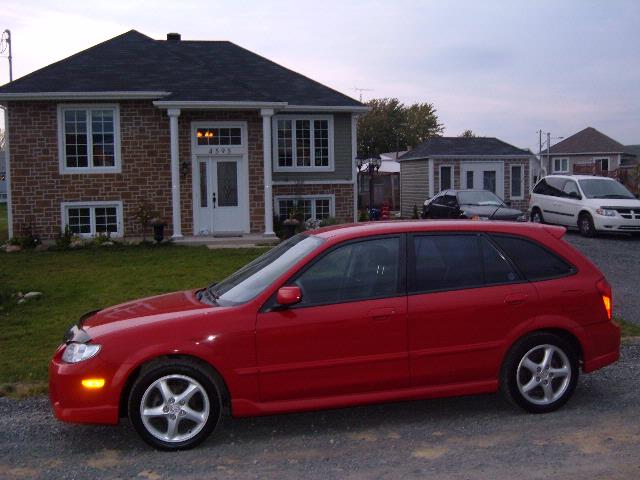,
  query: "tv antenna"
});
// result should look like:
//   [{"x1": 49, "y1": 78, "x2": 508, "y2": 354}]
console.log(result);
[
  {"x1": 1, "y1": 29, "x2": 12, "y2": 82},
  {"x1": 353, "y1": 86, "x2": 373, "y2": 102}
]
